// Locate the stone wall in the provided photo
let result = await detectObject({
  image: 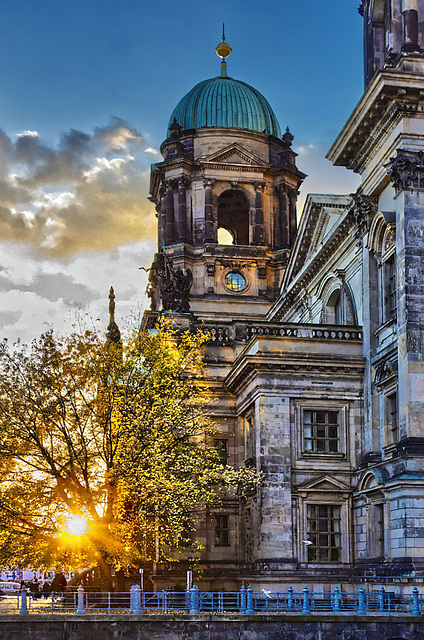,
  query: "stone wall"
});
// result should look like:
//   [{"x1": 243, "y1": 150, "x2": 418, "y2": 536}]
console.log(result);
[{"x1": 0, "y1": 614, "x2": 422, "y2": 640}]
